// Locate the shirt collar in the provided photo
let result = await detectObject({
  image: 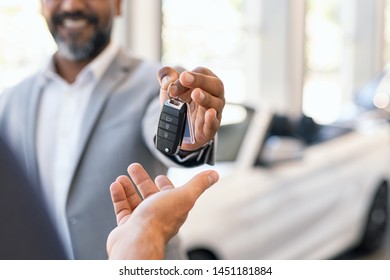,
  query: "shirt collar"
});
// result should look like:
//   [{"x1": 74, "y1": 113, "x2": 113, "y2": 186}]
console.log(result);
[
  {"x1": 40, "y1": 42, "x2": 120, "y2": 85},
  {"x1": 87, "y1": 42, "x2": 120, "y2": 81}
]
